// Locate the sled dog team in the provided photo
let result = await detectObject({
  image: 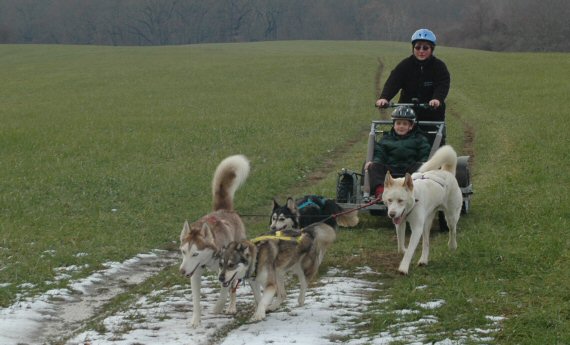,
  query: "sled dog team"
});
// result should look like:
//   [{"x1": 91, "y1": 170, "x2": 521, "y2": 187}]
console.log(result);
[{"x1": 179, "y1": 145, "x2": 462, "y2": 327}]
